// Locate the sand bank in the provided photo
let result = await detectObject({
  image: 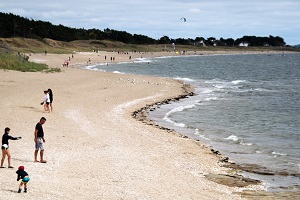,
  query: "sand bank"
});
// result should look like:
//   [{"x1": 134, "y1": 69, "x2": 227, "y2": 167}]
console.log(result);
[{"x1": 0, "y1": 51, "x2": 285, "y2": 199}]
